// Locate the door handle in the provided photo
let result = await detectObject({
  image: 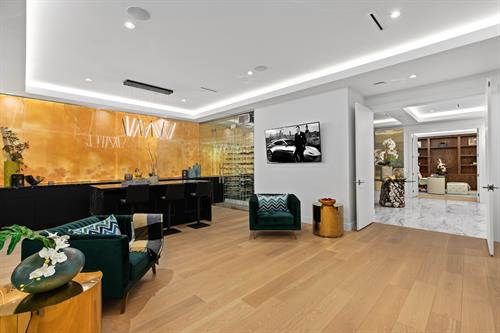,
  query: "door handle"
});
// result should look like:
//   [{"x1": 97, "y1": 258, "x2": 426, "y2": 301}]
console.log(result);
[
  {"x1": 354, "y1": 180, "x2": 365, "y2": 185},
  {"x1": 482, "y1": 184, "x2": 499, "y2": 192}
]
